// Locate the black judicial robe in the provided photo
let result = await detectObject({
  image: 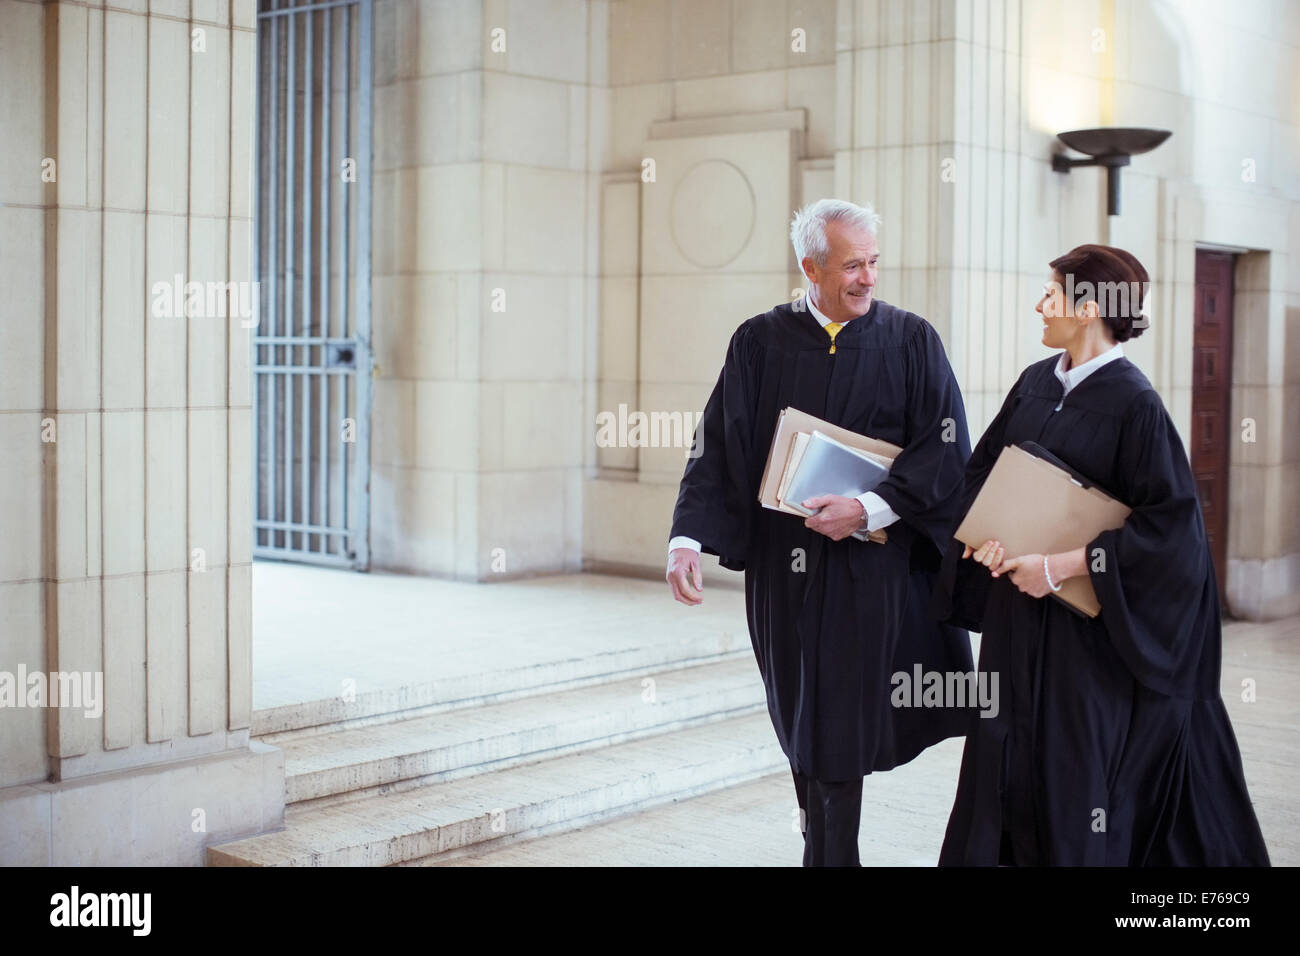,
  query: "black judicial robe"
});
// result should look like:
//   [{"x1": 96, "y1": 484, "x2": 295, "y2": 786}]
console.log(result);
[
  {"x1": 932, "y1": 354, "x2": 1271, "y2": 866},
  {"x1": 670, "y1": 298, "x2": 976, "y2": 782}
]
